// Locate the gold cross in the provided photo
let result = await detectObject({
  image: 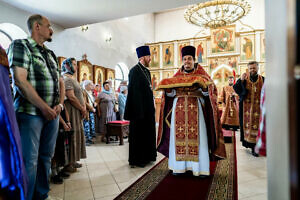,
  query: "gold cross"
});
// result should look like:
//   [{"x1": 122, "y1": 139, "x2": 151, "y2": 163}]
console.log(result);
[
  {"x1": 178, "y1": 104, "x2": 183, "y2": 110},
  {"x1": 189, "y1": 127, "x2": 195, "y2": 132},
  {"x1": 189, "y1": 103, "x2": 195, "y2": 109},
  {"x1": 178, "y1": 127, "x2": 184, "y2": 132}
]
